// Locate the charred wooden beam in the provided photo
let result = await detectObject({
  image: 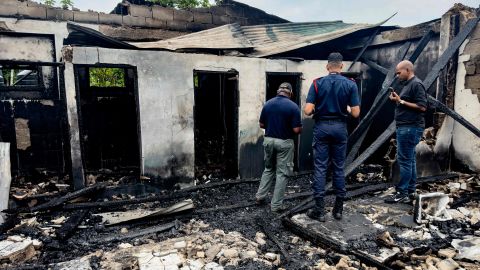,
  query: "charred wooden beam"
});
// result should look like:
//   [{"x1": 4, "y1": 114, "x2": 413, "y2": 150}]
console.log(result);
[
  {"x1": 424, "y1": 17, "x2": 480, "y2": 95},
  {"x1": 348, "y1": 28, "x2": 380, "y2": 71},
  {"x1": 91, "y1": 221, "x2": 177, "y2": 244},
  {"x1": 63, "y1": 179, "x2": 260, "y2": 211},
  {"x1": 256, "y1": 218, "x2": 291, "y2": 263},
  {"x1": 428, "y1": 96, "x2": 480, "y2": 138},
  {"x1": 29, "y1": 183, "x2": 106, "y2": 213},
  {"x1": 56, "y1": 210, "x2": 89, "y2": 240},
  {"x1": 346, "y1": 122, "x2": 396, "y2": 177},
  {"x1": 360, "y1": 57, "x2": 389, "y2": 75}
]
